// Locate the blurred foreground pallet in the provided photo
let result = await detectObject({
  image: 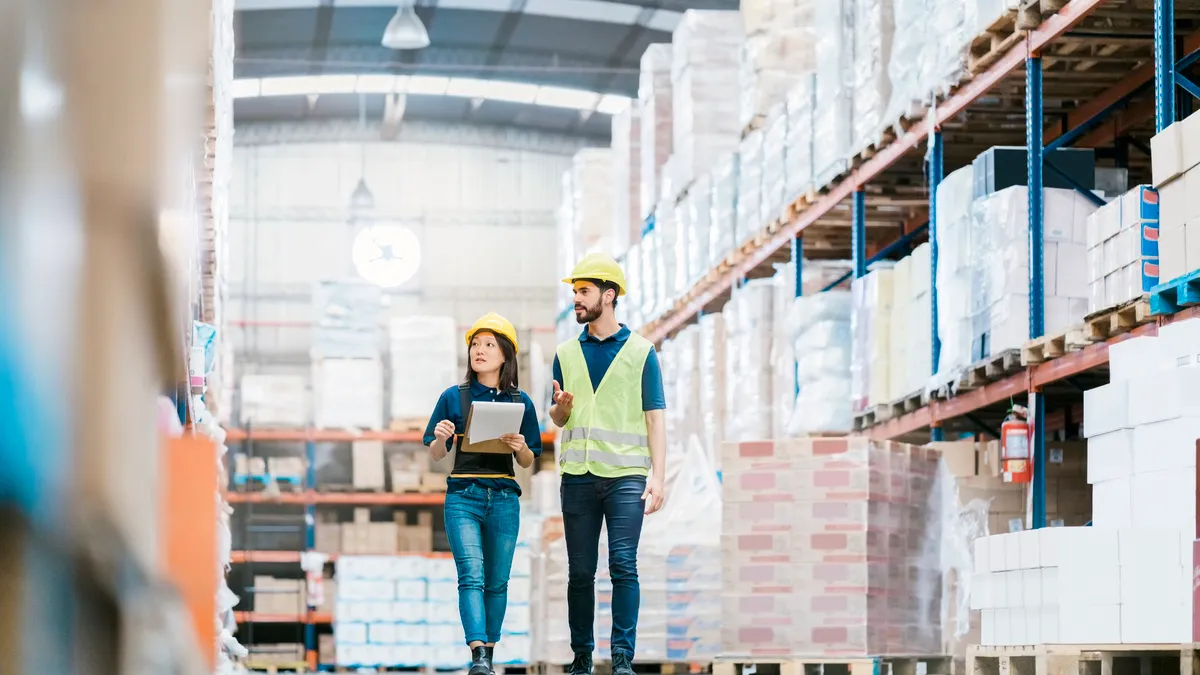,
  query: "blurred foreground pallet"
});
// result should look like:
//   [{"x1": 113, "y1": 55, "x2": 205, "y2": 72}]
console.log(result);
[
  {"x1": 967, "y1": 643, "x2": 1200, "y2": 675},
  {"x1": 715, "y1": 654, "x2": 954, "y2": 675}
]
